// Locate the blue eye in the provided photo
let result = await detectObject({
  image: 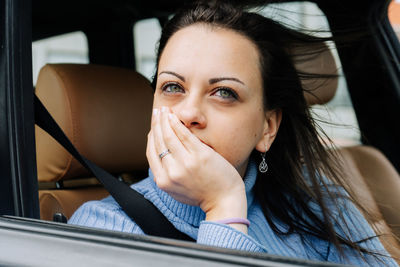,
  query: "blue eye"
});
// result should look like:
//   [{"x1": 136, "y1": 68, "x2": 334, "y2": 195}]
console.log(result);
[
  {"x1": 162, "y1": 83, "x2": 184, "y2": 93},
  {"x1": 214, "y1": 88, "x2": 238, "y2": 100}
]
